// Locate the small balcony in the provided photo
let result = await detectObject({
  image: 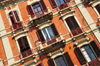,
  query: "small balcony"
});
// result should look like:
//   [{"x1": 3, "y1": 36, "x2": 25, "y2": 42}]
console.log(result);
[
  {"x1": 86, "y1": 58, "x2": 100, "y2": 66},
  {"x1": 58, "y1": 3, "x2": 68, "y2": 10},
  {"x1": 70, "y1": 27, "x2": 83, "y2": 36},
  {"x1": 11, "y1": 21, "x2": 23, "y2": 30}
]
